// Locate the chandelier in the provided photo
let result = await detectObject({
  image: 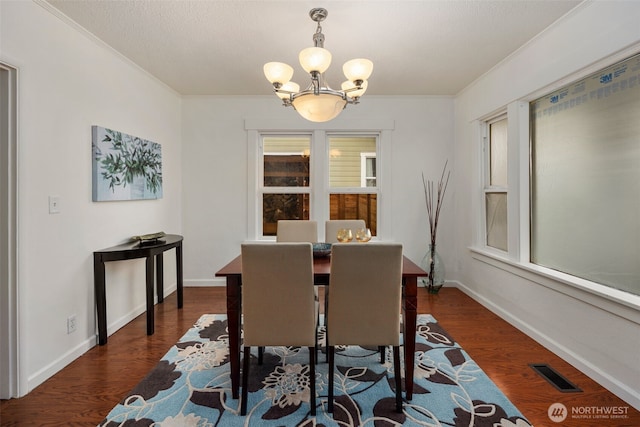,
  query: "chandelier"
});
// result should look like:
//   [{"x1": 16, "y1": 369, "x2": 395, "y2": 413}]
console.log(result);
[{"x1": 263, "y1": 8, "x2": 373, "y2": 123}]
